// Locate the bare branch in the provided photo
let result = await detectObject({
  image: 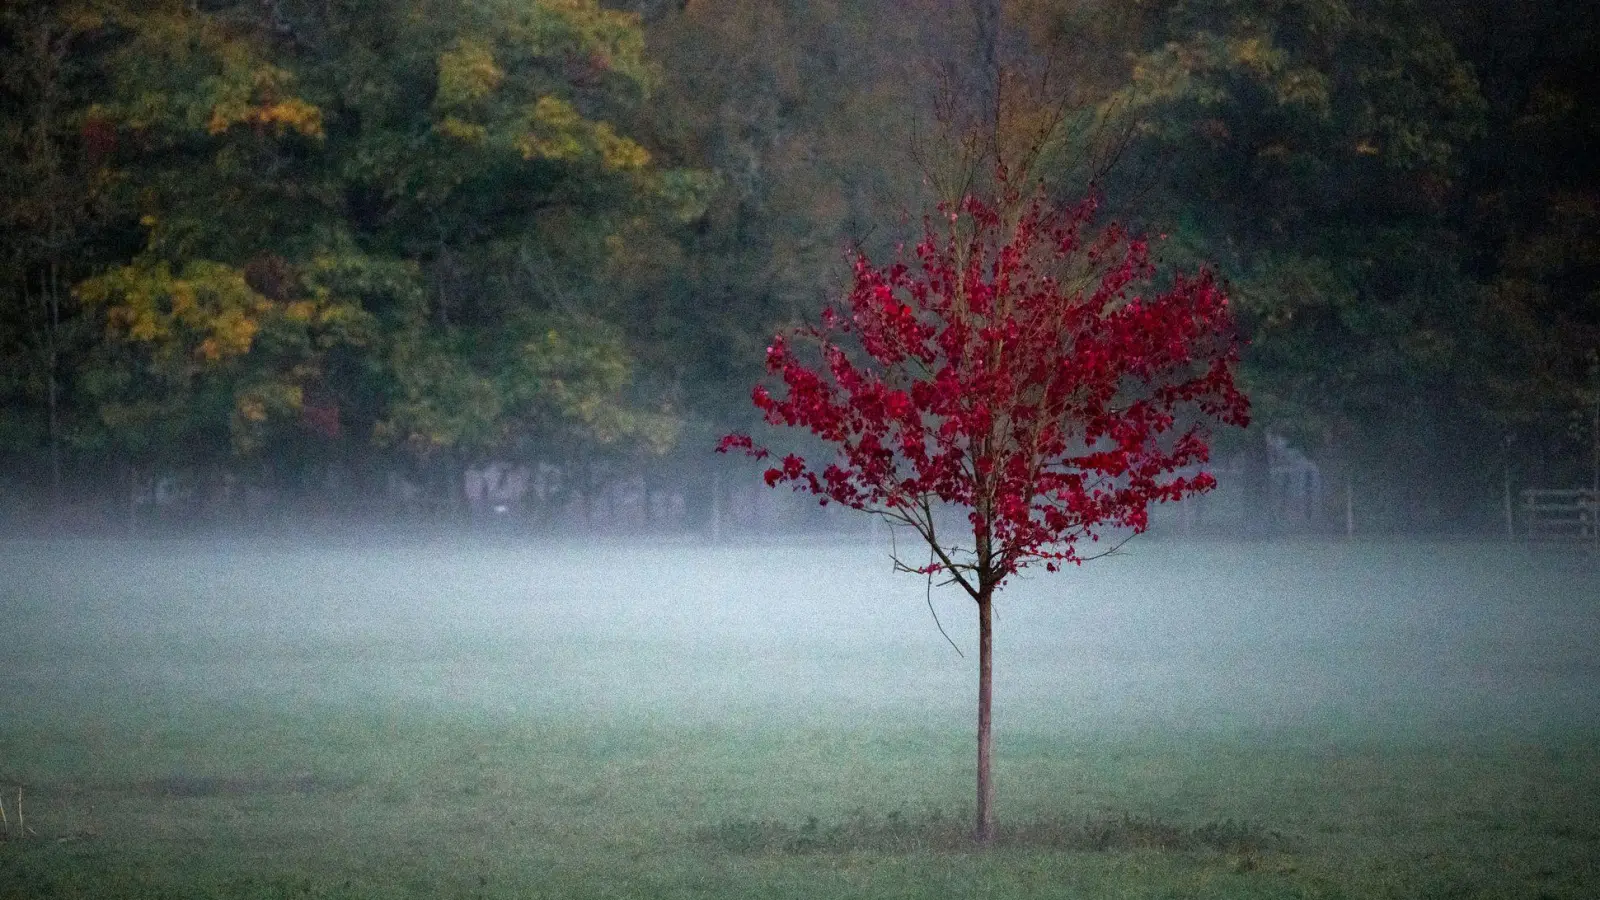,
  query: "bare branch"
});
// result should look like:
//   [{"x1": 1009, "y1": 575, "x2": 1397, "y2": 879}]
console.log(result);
[{"x1": 925, "y1": 542, "x2": 964, "y2": 656}]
